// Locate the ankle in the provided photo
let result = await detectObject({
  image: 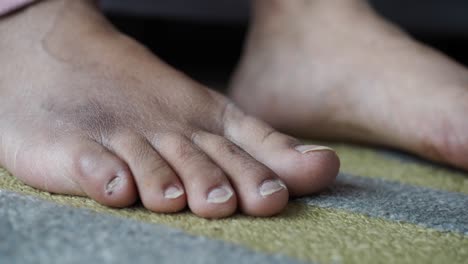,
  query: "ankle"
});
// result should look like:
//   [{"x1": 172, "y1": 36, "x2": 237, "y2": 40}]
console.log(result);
[
  {"x1": 0, "y1": 0, "x2": 107, "y2": 43},
  {"x1": 252, "y1": 0, "x2": 373, "y2": 22},
  {"x1": 0, "y1": 0, "x2": 121, "y2": 62}
]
